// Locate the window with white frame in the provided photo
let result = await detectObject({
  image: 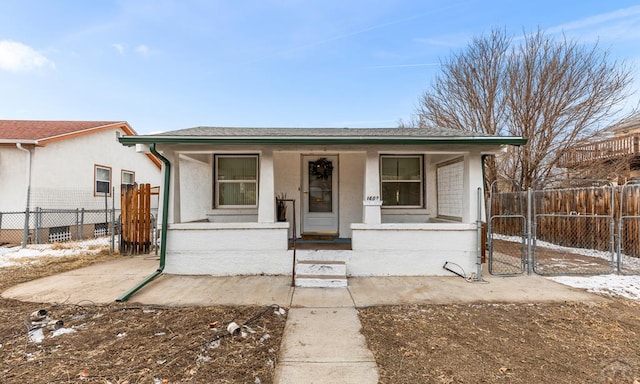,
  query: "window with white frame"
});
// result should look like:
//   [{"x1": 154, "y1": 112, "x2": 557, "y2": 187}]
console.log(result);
[
  {"x1": 380, "y1": 155, "x2": 423, "y2": 207},
  {"x1": 436, "y1": 158, "x2": 464, "y2": 219},
  {"x1": 95, "y1": 165, "x2": 112, "y2": 195},
  {"x1": 214, "y1": 155, "x2": 259, "y2": 207},
  {"x1": 122, "y1": 170, "x2": 135, "y2": 185}
]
